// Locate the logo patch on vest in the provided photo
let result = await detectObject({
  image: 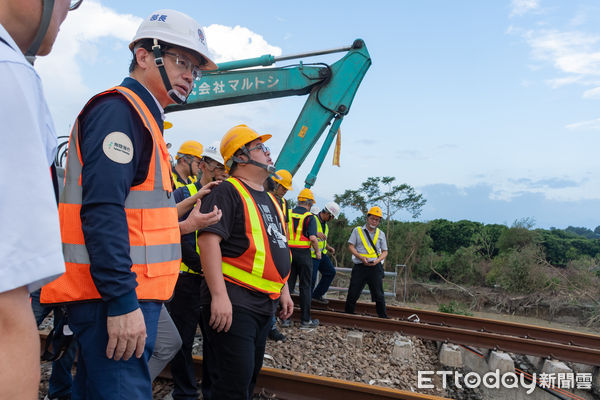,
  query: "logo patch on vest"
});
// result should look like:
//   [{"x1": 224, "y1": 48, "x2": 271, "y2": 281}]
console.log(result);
[{"x1": 102, "y1": 132, "x2": 134, "y2": 164}]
